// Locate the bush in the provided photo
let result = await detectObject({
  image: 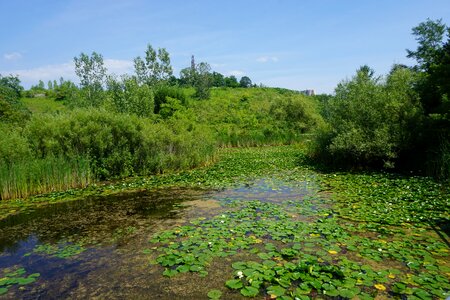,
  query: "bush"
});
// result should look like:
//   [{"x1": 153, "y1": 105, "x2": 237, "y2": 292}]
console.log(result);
[
  {"x1": 154, "y1": 85, "x2": 186, "y2": 114},
  {"x1": 24, "y1": 109, "x2": 215, "y2": 179}
]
